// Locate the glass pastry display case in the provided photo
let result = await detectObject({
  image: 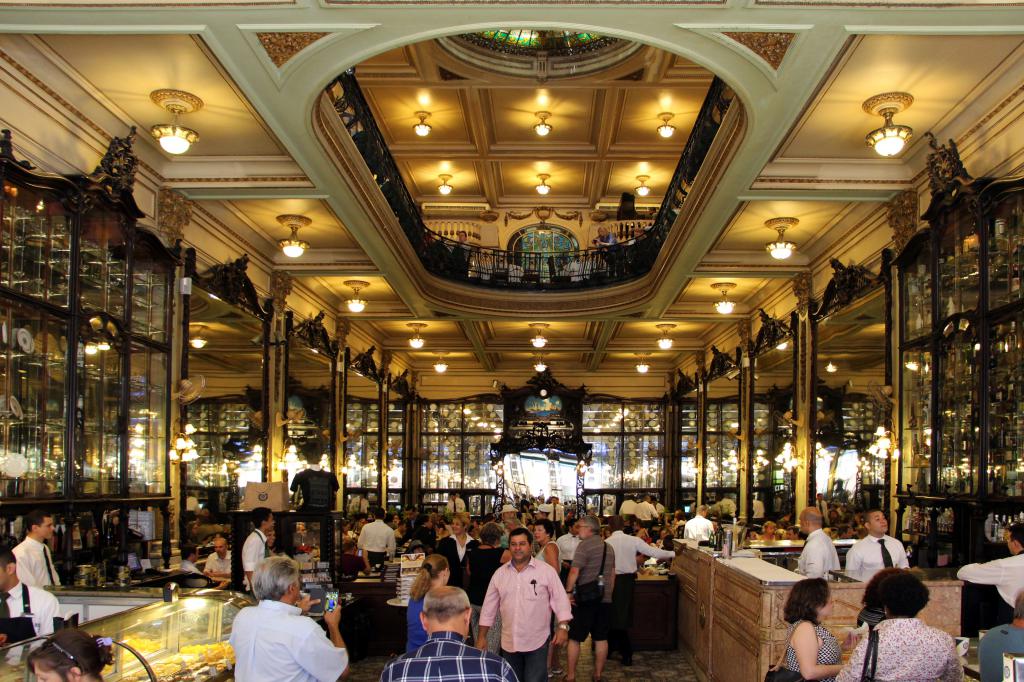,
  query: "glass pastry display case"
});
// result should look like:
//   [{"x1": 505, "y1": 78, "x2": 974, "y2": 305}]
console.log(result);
[{"x1": 0, "y1": 590, "x2": 253, "y2": 681}]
